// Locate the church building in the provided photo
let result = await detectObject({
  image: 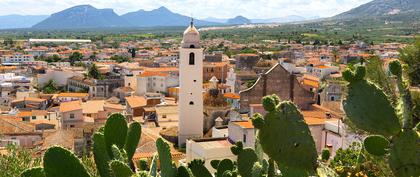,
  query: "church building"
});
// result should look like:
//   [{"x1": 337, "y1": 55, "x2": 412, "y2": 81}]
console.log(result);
[{"x1": 178, "y1": 20, "x2": 204, "y2": 146}]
